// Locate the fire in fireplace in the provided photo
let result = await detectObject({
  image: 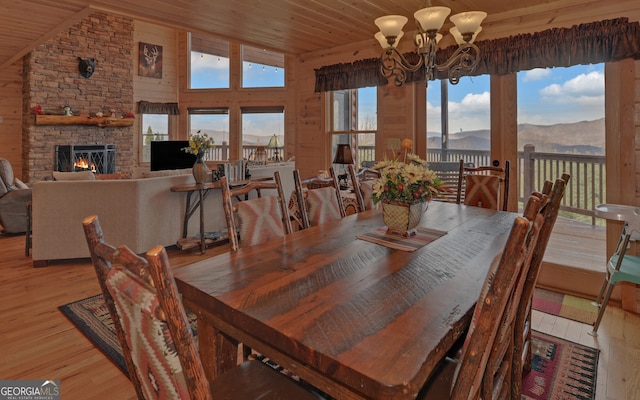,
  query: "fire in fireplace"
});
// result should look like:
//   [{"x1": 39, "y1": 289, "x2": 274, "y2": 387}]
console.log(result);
[{"x1": 55, "y1": 144, "x2": 116, "y2": 174}]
